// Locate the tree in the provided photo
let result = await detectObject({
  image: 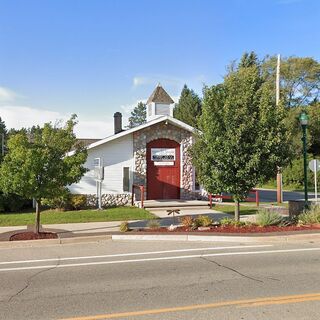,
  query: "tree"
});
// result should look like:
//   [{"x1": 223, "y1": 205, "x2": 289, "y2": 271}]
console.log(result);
[
  {"x1": 262, "y1": 56, "x2": 320, "y2": 108},
  {"x1": 0, "y1": 117, "x2": 7, "y2": 162},
  {"x1": 127, "y1": 102, "x2": 146, "y2": 128},
  {"x1": 173, "y1": 84, "x2": 202, "y2": 128},
  {"x1": 0, "y1": 115, "x2": 88, "y2": 233},
  {"x1": 192, "y1": 53, "x2": 290, "y2": 220}
]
